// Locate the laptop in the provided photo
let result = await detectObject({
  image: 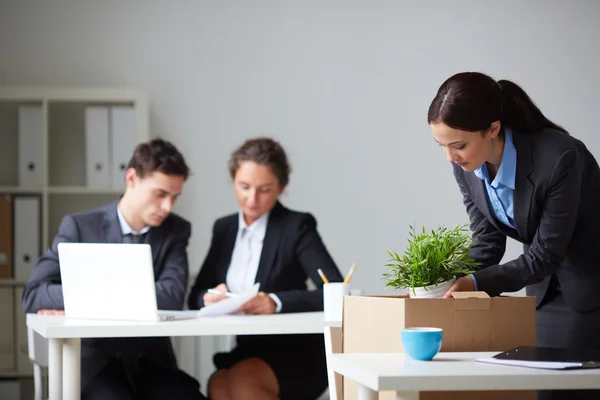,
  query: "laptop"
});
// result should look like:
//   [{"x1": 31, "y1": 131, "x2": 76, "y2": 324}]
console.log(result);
[{"x1": 58, "y1": 242, "x2": 199, "y2": 322}]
